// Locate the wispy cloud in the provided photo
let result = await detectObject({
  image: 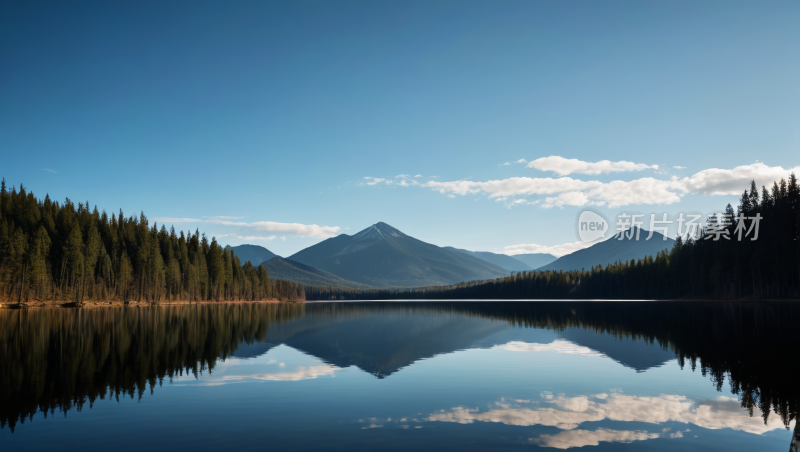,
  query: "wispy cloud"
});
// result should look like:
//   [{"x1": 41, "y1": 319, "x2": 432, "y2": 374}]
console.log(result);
[
  {"x1": 534, "y1": 428, "x2": 661, "y2": 449},
  {"x1": 188, "y1": 365, "x2": 338, "y2": 385},
  {"x1": 41, "y1": 168, "x2": 57, "y2": 173},
  {"x1": 363, "y1": 177, "x2": 387, "y2": 186},
  {"x1": 515, "y1": 158, "x2": 528, "y2": 164},
  {"x1": 499, "y1": 162, "x2": 510, "y2": 166},
  {"x1": 673, "y1": 166, "x2": 686, "y2": 169},
  {"x1": 527, "y1": 156, "x2": 658, "y2": 176},
  {"x1": 504, "y1": 241, "x2": 594, "y2": 257},
  {"x1": 151, "y1": 218, "x2": 341, "y2": 238},
  {"x1": 414, "y1": 174, "x2": 422, "y2": 178},
  {"x1": 500, "y1": 340, "x2": 604, "y2": 357},
  {"x1": 208, "y1": 215, "x2": 245, "y2": 220},
  {"x1": 427, "y1": 392, "x2": 788, "y2": 438},
  {"x1": 363, "y1": 175, "x2": 418, "y2": 187},
  {"x1": 216, "y1": 234, "x2": 277, "y2": 241},
  {"x1": 422, "y1": 163, "x2": 800, "y2": 208}
]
